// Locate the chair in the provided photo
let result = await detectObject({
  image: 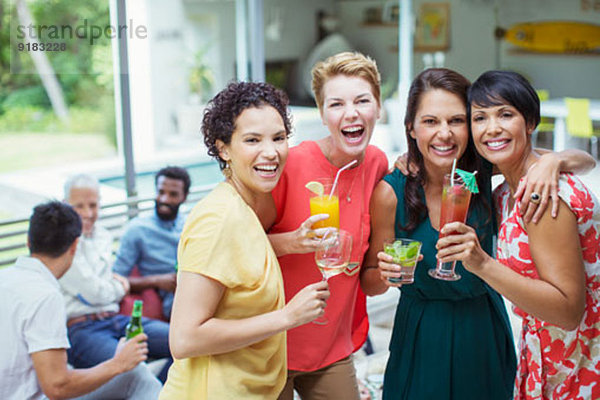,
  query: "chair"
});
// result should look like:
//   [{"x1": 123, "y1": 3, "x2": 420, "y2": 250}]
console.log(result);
[
  {"x1": 119, "y1": 267, "x2": 167, "y2": 321},
  {"x1": 533, "y1": 89, "x2": 554, "y2": 148},
  {"x1": 565, "y1": 97, "x2": 598, "y2": 159}
]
